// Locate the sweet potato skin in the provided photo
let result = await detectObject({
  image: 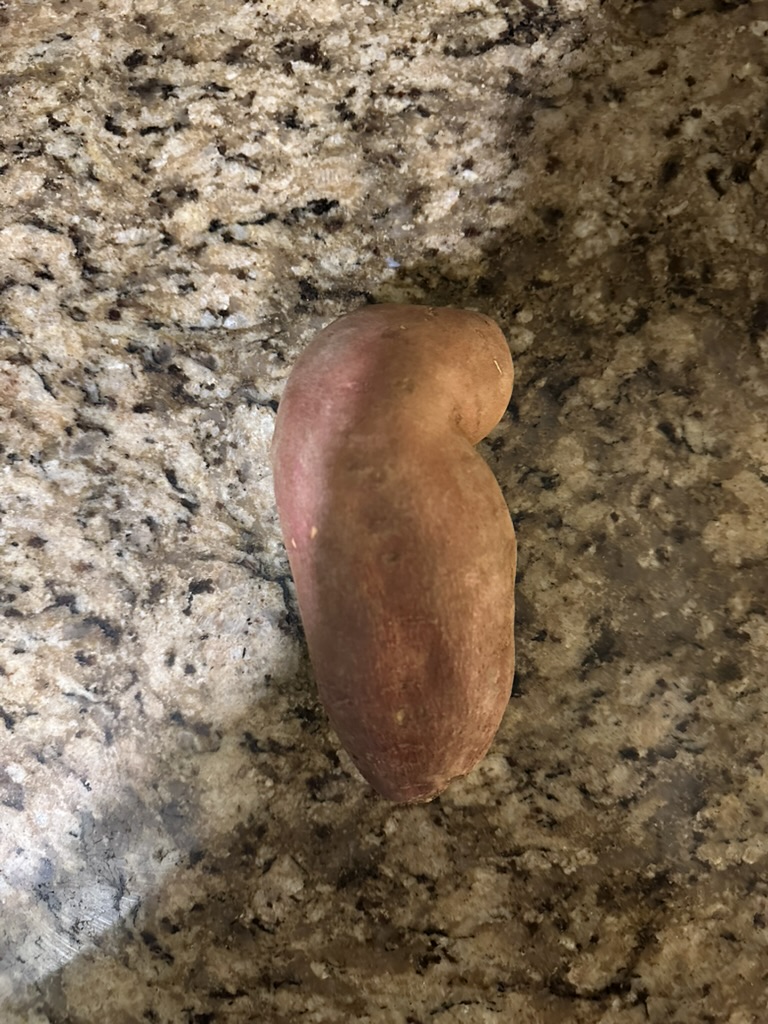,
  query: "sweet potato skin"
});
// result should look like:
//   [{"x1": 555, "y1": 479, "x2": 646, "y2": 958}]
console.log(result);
[{"x1": 271, "y1": 304, "x2": 516, "y2": 802}]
